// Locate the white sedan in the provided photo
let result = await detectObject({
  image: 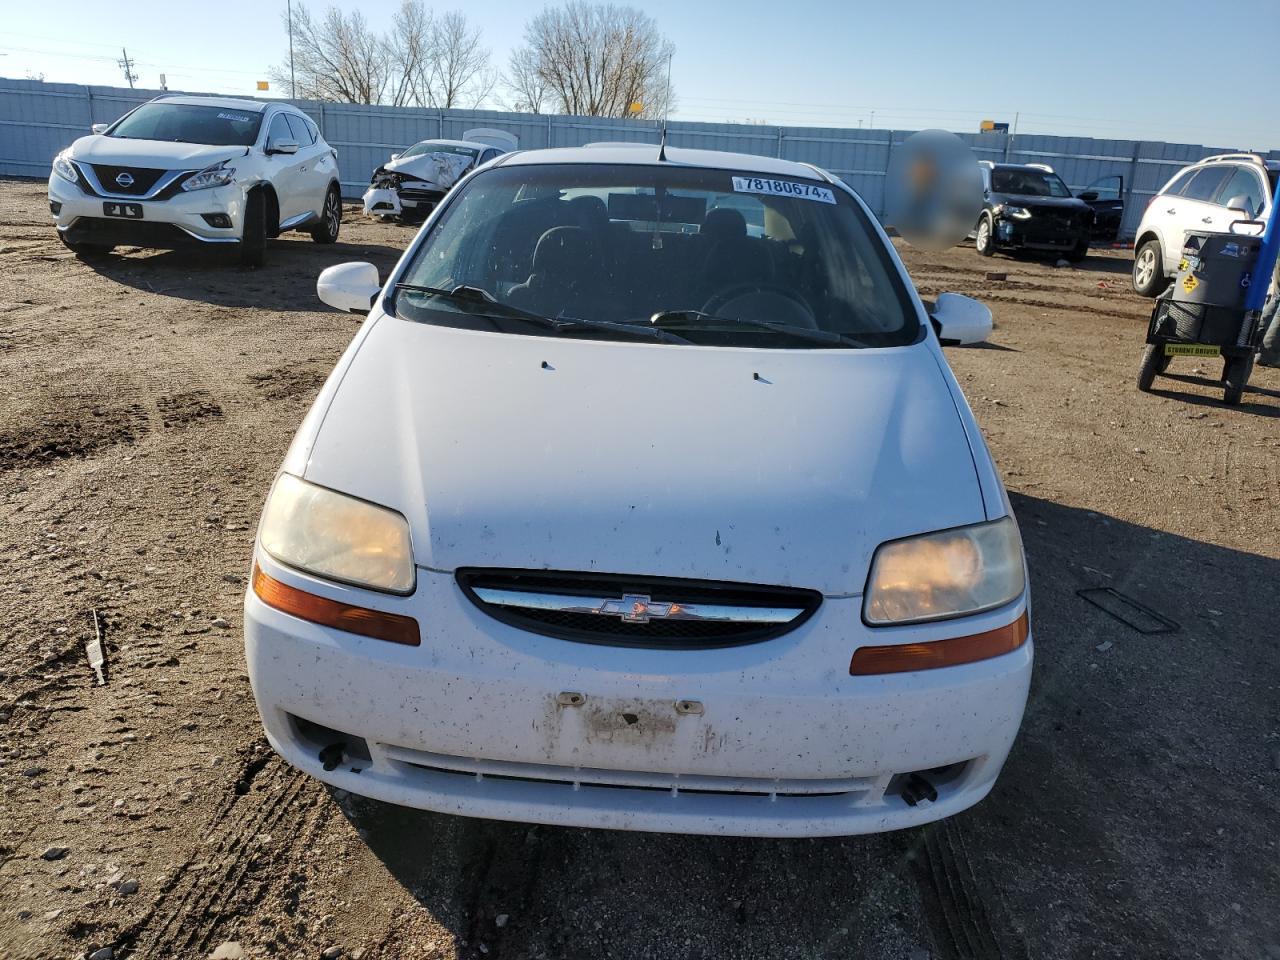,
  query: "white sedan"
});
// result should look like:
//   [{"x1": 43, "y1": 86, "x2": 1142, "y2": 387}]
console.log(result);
[{"x1": 245, "y1": 144, "x2": 1032, "y2": 837}]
